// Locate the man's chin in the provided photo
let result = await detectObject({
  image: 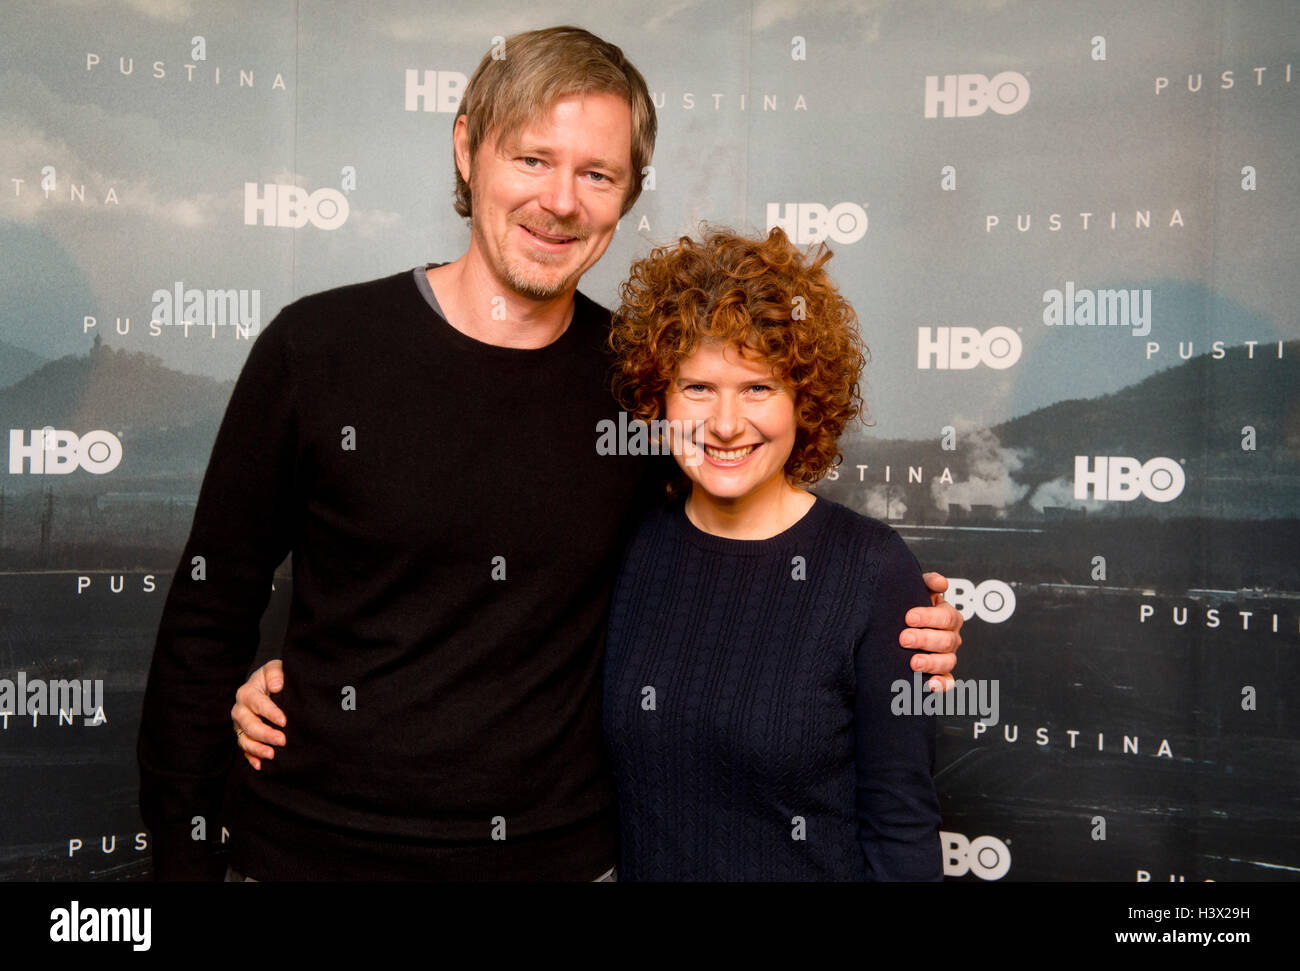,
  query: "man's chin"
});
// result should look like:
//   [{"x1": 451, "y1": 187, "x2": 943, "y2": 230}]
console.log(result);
[{"x1": 503, "y1": 263, "x2": 577, "y2": 301}]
